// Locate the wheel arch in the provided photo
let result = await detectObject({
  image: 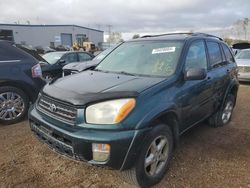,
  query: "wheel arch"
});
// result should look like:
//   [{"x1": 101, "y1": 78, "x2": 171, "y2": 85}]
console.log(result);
[
  {"x1": 224, "y1": 80, "x2": 239, "y2": 107},
  {"x1": 121, "y1": 110, "x2": 180, "y2": 171},
  {"x1": 151, "y1": 111, "x2": 180, "y2": 148},
  {"x1": 0, "y1": 80, "x2": 34, "y2": 103}
]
